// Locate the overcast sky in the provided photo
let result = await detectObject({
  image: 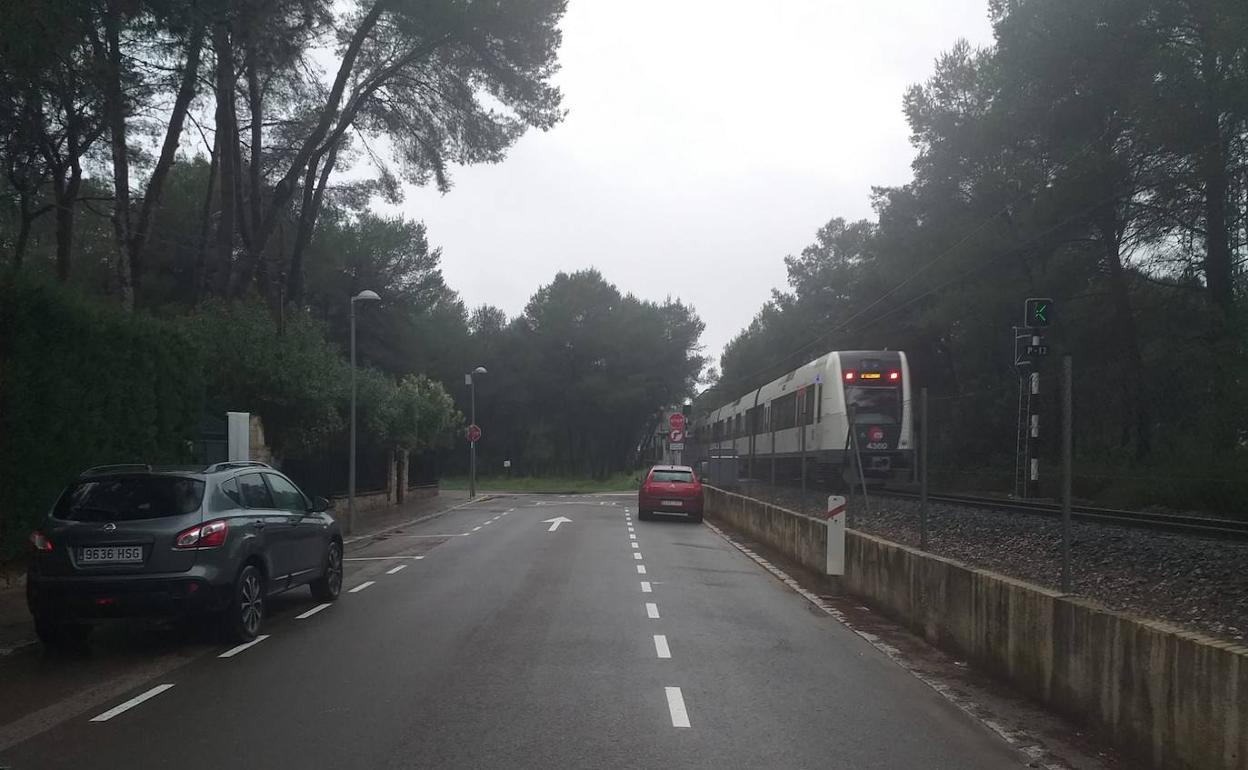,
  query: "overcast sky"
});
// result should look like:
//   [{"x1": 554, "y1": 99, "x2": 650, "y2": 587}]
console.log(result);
[{"x1": 388, "y1": 0, "x2": 995, "y2": 367}]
